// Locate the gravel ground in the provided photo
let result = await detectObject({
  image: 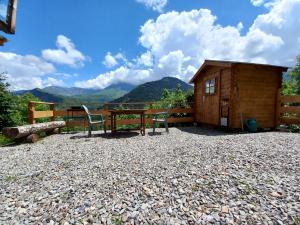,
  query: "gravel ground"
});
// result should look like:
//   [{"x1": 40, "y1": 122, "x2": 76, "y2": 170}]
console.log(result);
[{"x1": 0, "y1": 127, "x2": 299, "y2": 225}]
